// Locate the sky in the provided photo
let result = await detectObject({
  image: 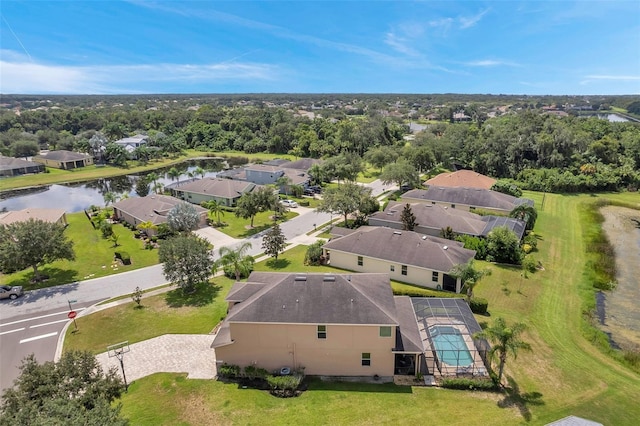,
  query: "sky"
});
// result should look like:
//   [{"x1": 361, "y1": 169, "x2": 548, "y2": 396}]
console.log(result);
[{"x1": 1, "y1": 1, "x2": 639, "y2": 95}]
